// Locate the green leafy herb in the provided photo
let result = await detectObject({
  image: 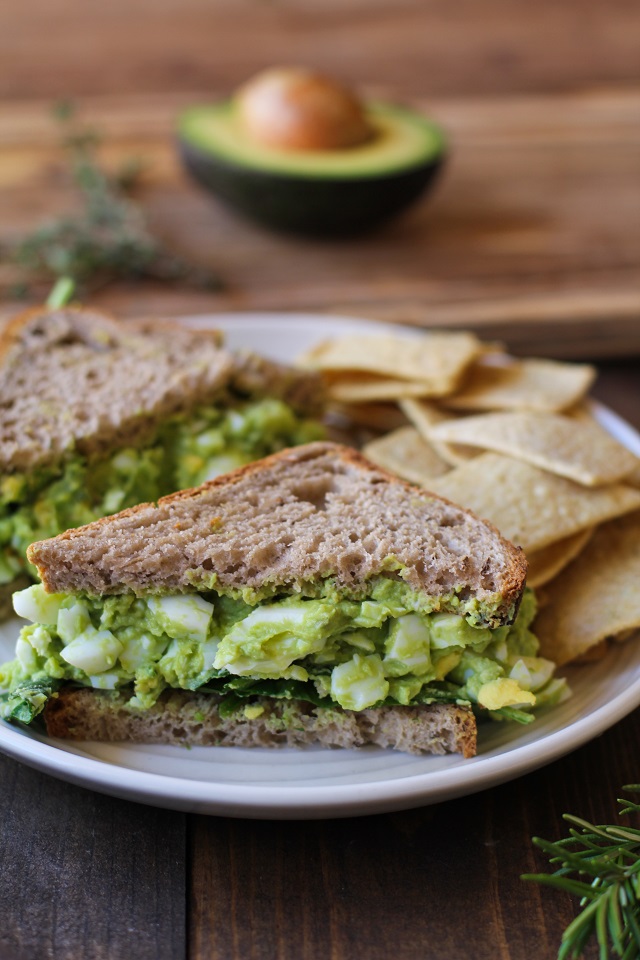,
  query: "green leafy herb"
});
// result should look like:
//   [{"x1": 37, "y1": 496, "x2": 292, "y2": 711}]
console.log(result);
[
  {"x1": 217, "y1": 694, "x2": 244, "y2": 719},
  {"x1": 11, "y1": 101, "x2": 220, "y2": 296},
  {"x1": 1, "y1": 678, "x2": 62, "y2": 724},
  {"x1": 523, "y1": 786, "x2": 640, "y2": 960}
]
